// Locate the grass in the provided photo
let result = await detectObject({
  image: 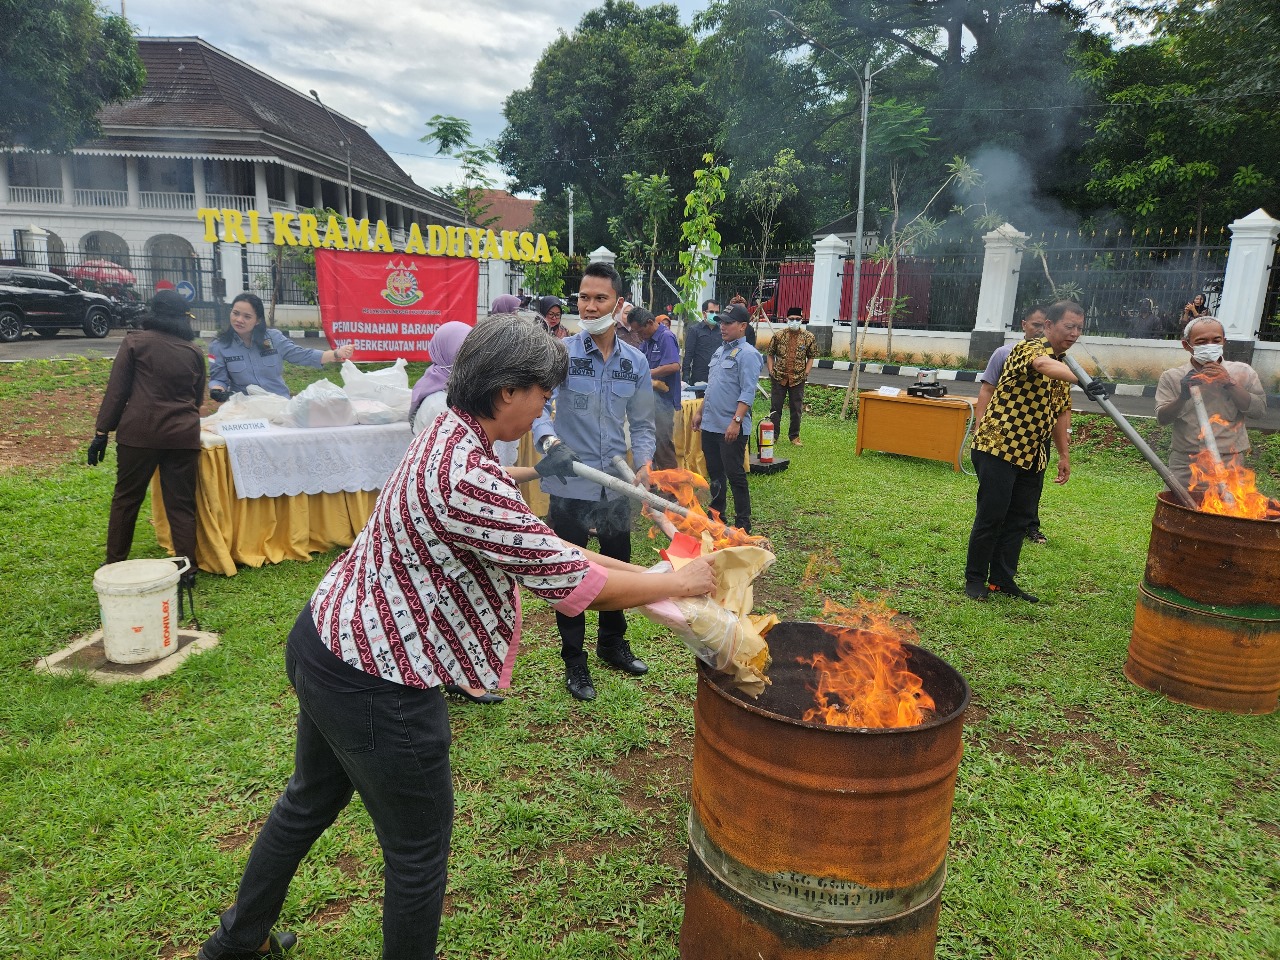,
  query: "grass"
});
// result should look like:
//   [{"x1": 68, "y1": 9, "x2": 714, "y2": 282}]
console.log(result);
[{"x1": 0, "y1": 360, "x2": 1277, "y2": 959}]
